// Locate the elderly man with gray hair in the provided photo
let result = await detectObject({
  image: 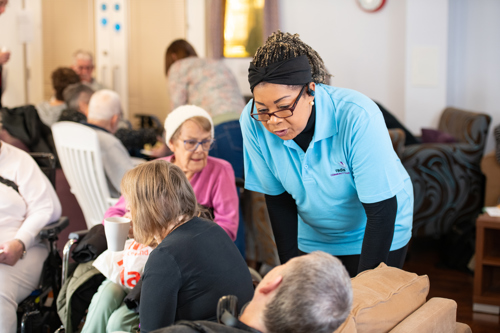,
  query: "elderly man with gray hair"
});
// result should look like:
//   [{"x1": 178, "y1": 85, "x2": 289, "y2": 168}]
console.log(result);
[
  {"x1": 84, "y1": 89, "x2": 134, "y2": 197},
  {"x1": 72, "y1": 50, "x2": 105, "y2": 91},
  {"x1": 155, "y1": 251, "x2": 353, "y2": 333}
]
